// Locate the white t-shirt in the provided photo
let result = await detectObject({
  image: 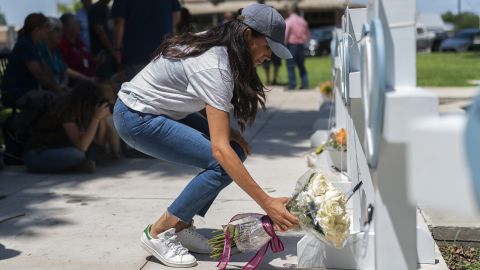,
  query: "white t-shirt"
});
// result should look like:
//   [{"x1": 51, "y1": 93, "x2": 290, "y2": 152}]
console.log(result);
[{"x1": 118, "y1": 46, "x2": 234, "y2": 120}]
